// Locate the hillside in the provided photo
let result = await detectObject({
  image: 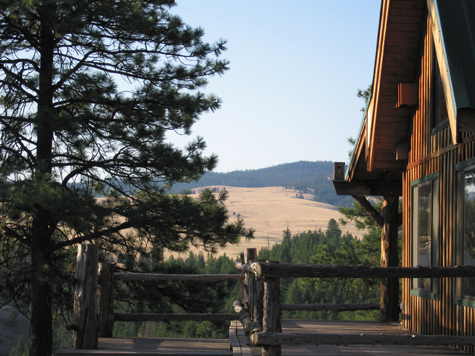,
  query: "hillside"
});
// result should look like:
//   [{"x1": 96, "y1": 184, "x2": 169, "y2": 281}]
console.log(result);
[
  {"x1": 166, "y1": 186, "x2": 359, "y2": 259},
  {"x1": 168, "y1": 161, "x2": 354, "y2": 208}
]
